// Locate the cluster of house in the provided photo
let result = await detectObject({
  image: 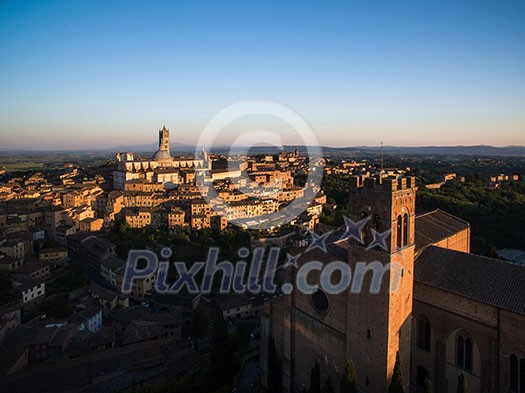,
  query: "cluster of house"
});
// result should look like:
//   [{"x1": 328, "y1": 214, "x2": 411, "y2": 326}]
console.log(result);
[
  {"x1": 111, "y1": 126, "x2": 327, "y2": 230},
  {"x1": 323, "y1": 159, "x2": 369, "y2": 175},
  {"x1": 0, "y1": 282, "x2": 196, "y2": 392}
]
